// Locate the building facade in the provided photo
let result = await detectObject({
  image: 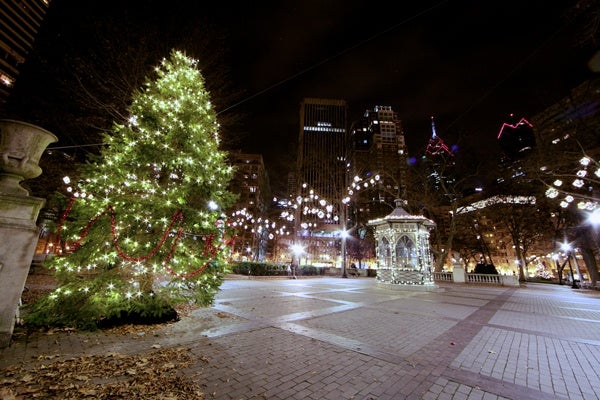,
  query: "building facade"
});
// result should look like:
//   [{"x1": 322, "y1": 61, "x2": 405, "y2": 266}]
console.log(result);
[
  {"x1": 0, "y1": 0, "x2": 51, "y2": 105},
  {"x1": 296, "y1": 98, "x2": 348, "y2": 266},
  {"x1": 350, "y1": 105, "x2": 407, "y2": 208},
  {"x1": 227, "y1": 151, "x2": 271, "y2": 262}
]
